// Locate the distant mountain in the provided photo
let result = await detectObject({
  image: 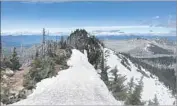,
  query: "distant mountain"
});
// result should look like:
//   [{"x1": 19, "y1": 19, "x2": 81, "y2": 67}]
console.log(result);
[
  {"x1": 104, "y1": 37, "x2": 176, "y2": 57},
  {"x1": 97, "y1": 35, "x2": 176, "y2": 41},
  {"x1": 2, "y1": 35, "x2": 175, "y2": 57},
  {"x1": 1, "y1": 35, "x2": 176, "y2": 48}
]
